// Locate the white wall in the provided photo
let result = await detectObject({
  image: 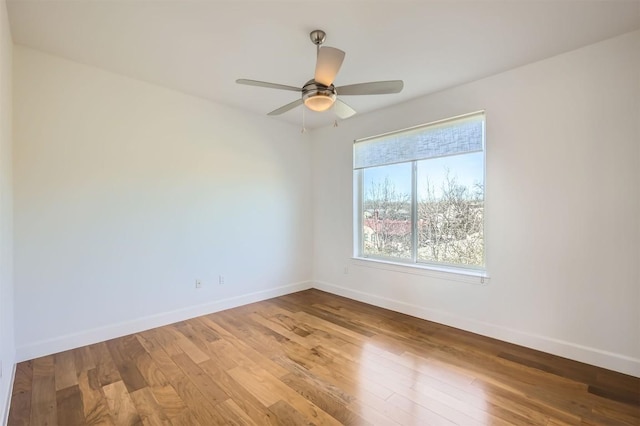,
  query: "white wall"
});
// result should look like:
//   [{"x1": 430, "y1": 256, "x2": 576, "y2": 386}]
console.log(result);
[
  {"x1": 0, "y1": 0, "x2": 14, "y2": 421},
  {"x1": 8, "y1": 27, "x2": 640, "y2": 382},
  {"x1": 13, "y1": 46, "x2": 312, "y2": 360},
  {"x1": 311, "y1": 31, "x2": 640, "y2": 376}
]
